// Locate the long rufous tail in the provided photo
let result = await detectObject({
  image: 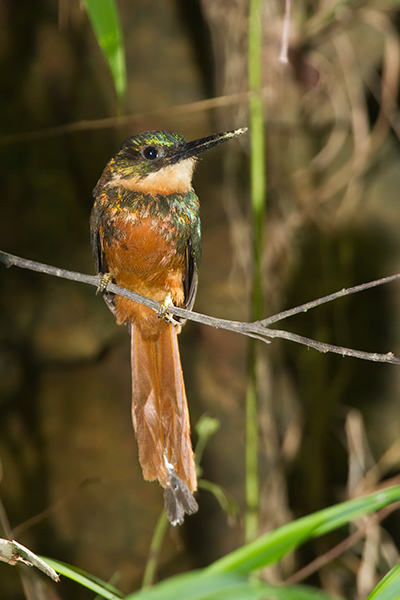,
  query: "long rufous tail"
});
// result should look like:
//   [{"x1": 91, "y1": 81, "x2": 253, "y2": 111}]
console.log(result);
[{"x1": 130, "y1": 322, "x2": 198, "y2": 524}]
